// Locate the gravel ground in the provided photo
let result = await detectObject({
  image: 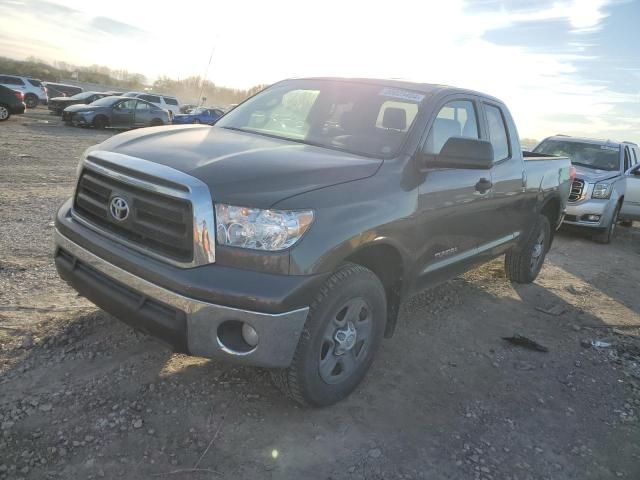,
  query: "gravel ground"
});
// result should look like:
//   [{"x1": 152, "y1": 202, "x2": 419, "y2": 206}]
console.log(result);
[{"x1": 1, "y1": 108, "x2": 639, "y2": 480}]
